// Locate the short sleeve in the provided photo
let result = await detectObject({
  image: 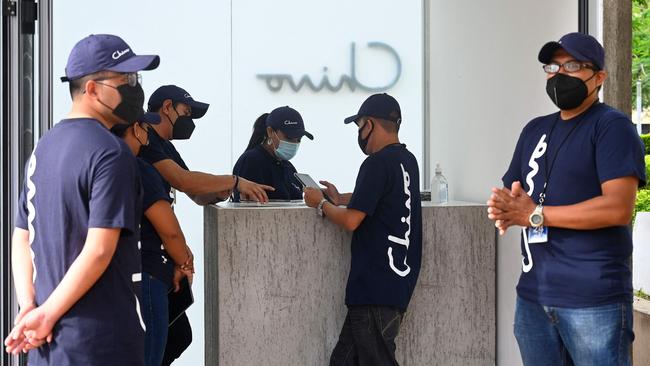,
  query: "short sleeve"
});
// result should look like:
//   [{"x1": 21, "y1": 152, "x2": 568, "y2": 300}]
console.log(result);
[
  {"x1": 88, "y1": 149, "x2": 138, "y2": 233},
  {"x1": 595, "y1": 118, "x2": 647, "y2": 187},
  {"x1": 348, "y1": 156, "x2": 387, "y2": 216},
  {"x1": 15, "y1": 180, "x2": 28, "y2": 230},
  {"x1": 15, "y1": 157, "x2": 32, "y2": 230},
  {"x1": 163, "y1": 141, "x2": 189, "y2": 170},
  {"x1": 140, "y1": 163, "x2": 173, "y2": 211},
  {"x1": 139, "y1": 129, "x2": 171, "y2": 165},
  {"x1": 502, "y1": 127, "x2": 527, "y2": 189}
]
